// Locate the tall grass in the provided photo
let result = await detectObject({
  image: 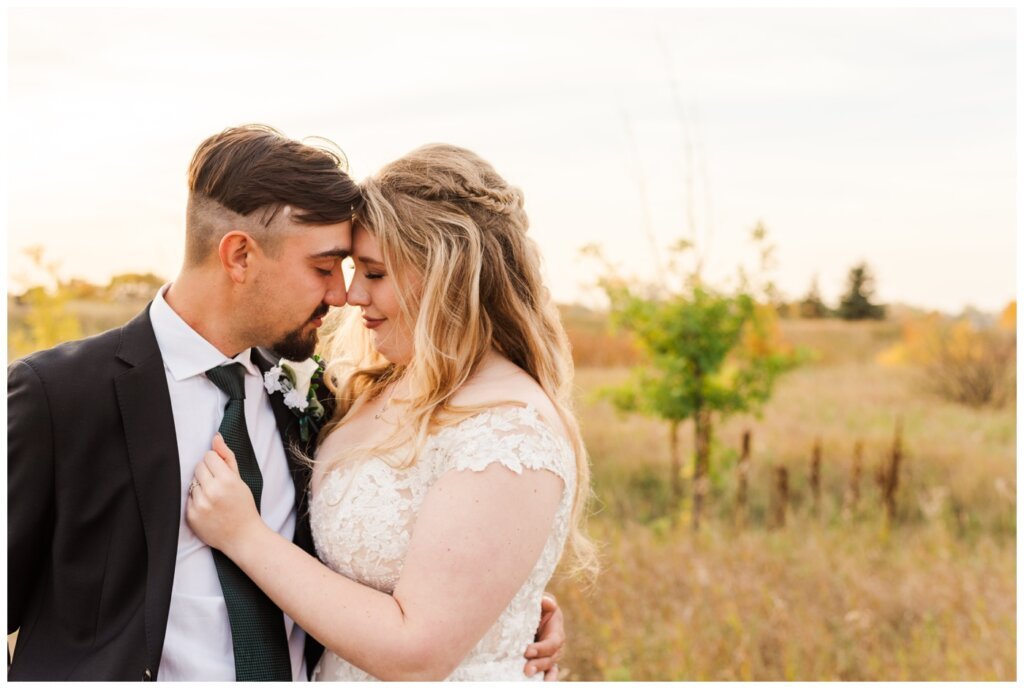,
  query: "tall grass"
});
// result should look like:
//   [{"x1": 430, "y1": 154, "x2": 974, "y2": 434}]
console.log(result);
[
  {"x1": 554, "y1": 319, "x2": 1015, "y2": 680},
  {"x1": 551, "y1": 517, "x2": 1014, "y2": 680}
]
